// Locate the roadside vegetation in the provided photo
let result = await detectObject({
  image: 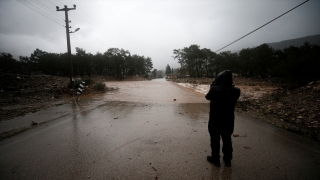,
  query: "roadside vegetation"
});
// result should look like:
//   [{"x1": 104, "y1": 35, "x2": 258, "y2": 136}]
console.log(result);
[
  {"x1": 171, "y1": 42, "x2": 320, "y2": 84},
  {"x1": 1, "y1": 47, "x2": 153, "y2": 80}
]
